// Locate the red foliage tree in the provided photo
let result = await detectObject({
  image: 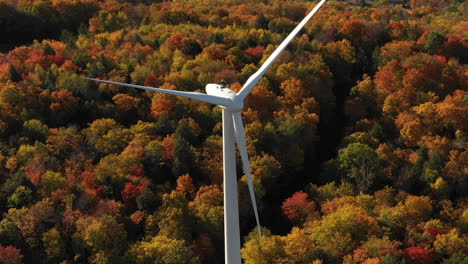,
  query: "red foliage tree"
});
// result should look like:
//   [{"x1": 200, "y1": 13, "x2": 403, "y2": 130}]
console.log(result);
[
  {"x1": 388, "y1": 21, "x2": 404, "y2": 39},
  {"x1": 130, "y1": 165, "x2": 143, "y2": 177},
  {"x1": 25, "y1": 49, "x2": 50, "y2": 69},
  {"x1": 404, "y1": 247, "x2": 433, "y2": 264},
  {"x1": 213, "y1": 69, "x2": 238, "y2": 84},
  {"x1": 145, "y1": 74, "x2": 161, "y2": 87},
  {"x1": 50, "y1": 90, "x2": 80, "y2": 113},
  {"x1": 244, "y1": 46, "x2": 265, "y2": 58},
  {"x1": 244, "y1": 85, "x2": 277, "y2": 119},
  {"x1": 151, "y1": 97, "x2": 175, "y2": 118},
  {"x1": 0, "y1": 245, "x2": 23, "y2": 264},
  {"x1": 439, "y1": 34, "x2": 467, "y2": 61},
  {"x1": 437, "y1": 90, "x2": 468, "y2": 132},
  {"x1": 151, "y1": 83, "x2": 178, "y2": 118},
  {"x1": 122, "y1": 182, "x2": 144, "y2": 202},
  {"x1": 7, "y1": 46, "x2": 32, "y2": 71},
  {"x1": 82, "y1": 171, "x2": 97, "y2": 188},
  {"x1": 162, "y1": 134, "x2": 176, "y2": 162},
  {"x1": 202, "y1": 44, "x2": 227, "y2": 60},
  {"x1": 93, "y1": 199, "x2": 123, "y2": 218},
  {"x1": 426, "y1": 227, "x2": 446, "y2": 237},
  {"x1": 165, "y1": 34, "x2": 184, "y2": 50},
  {"x1": 48, "y1": 54, "x2": 66, "y2": 66},
  {"x1": 25, "y1": 166, "x2": 43, "y2": 186},
  {"x1": 281, "y1": 191, "x2": 315, "y2": 225},
  {"x1": 374, "y1": 60, "x2": 402, "y2": 100},
  {"x1": 62, "y1": 209, "x2": 84, "y2": 236}
]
